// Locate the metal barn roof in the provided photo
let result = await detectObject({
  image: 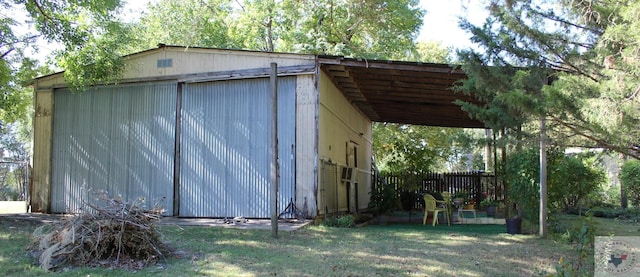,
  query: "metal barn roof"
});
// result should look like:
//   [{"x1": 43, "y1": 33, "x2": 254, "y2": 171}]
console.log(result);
[{"x1": 318, "y1": 56, "x2": 485, "y2": 128}]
